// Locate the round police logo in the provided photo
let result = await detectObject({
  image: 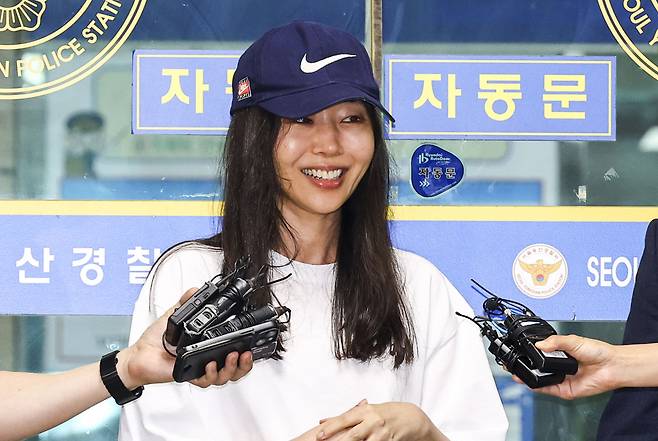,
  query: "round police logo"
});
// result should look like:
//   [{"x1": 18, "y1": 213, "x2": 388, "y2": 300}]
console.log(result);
[
  {"x1": 513, "y1": 243, "x2": 568, "y2": 299},
  {"x1": 599, "y1": 0, "x2": 658, "y2": 80},
  {"x1": 0, "y1": 0, "x2": 146, "y2": 100}
]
